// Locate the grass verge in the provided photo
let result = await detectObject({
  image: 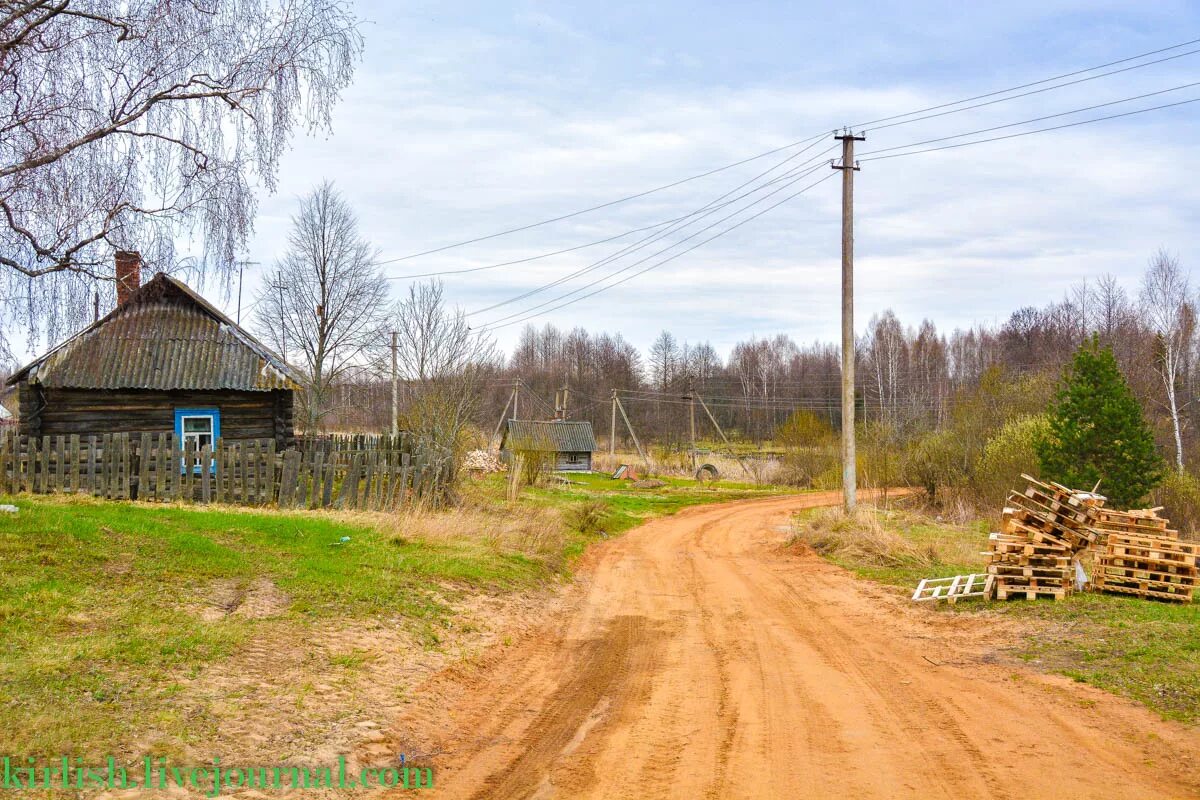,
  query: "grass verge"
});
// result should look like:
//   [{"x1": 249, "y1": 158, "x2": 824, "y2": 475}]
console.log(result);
[
  {"x1": 1, "y1": 472, "x2": 781, "y2": 757},
  {"x1": 792, "y1": 504, "x2": 1200, "y2": 724}
]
